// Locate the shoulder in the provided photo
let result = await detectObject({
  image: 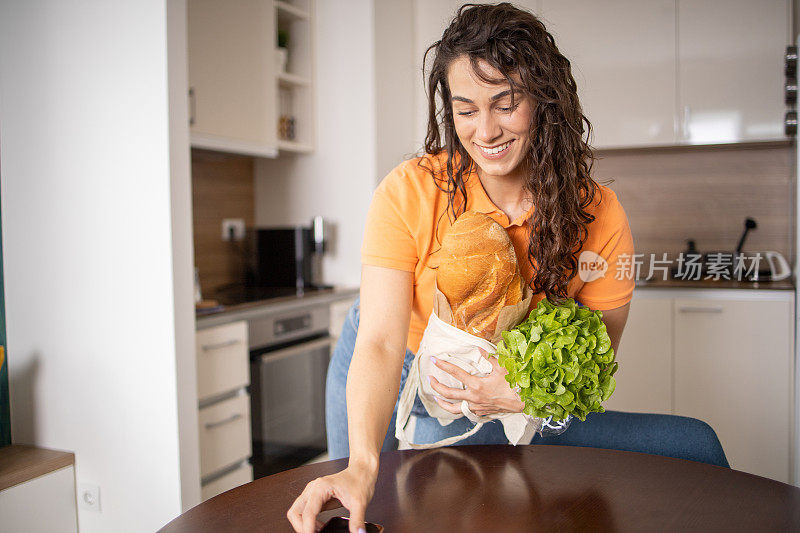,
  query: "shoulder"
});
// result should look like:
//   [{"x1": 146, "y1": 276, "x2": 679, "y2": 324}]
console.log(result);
[{"x1": 585, "y1": 183, "x2": 627, "y2": 227}]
